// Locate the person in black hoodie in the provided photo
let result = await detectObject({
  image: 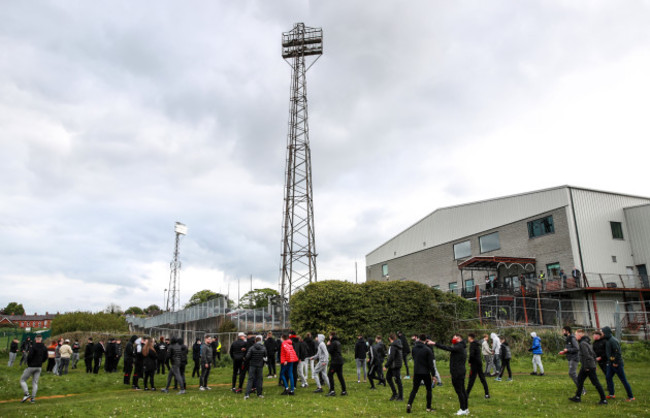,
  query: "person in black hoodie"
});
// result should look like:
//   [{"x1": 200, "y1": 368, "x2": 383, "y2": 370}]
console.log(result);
[
  {"x1": 264, "y1": 332, "x2": 277, "y2": 378},
  {"x1": 355, "y1": 334, "x2": 368, "y2": 383},
  {"x1": 19, "y1": 334, "x2": 48, "y2": 403},
  {"x1": 367, "y1": 335, "x2": 386, "y2": 389},
  {"x1": 568, "y1": 329, "x2": 607, "y2": 405},
  {"x1": 156, "y1": 337, "x2": 167, "y2": 375},
  {"x1": 398, "y1": 331, "x2": 411, "y2": 379},
  {"x1": 244, "y1": 335, "x2": 268, "y2": 399},
  {"x1": 105, "y1": 338, "x2": 115, "y2": 372},
  {"x1": 466, "y1": 333, "x2": 490, "y2": 399},
  {"x1": 431, "y1": 333, "x2": 469, "y2": 415},
  {"x1": 84, "y1": 338, "x2": 94, "y2": 373},
  {"x1": 174, "y1": 338, "x2": 188, "y2": 391},
  {"x1": 93, "y1": 340, "x2": 105, "y2": 374},
  {"x1": 230, "y1": 332, "x2": 248, "y2": 393},
  {"x1": 123, "y1": 335, "x2": 137, "y2": 385},
  {"x1": 326, "y1": 331, "x2": 347, "y2": 396},
  {"x1": 192, "y1": 338, "x2": 202, "y2": 378},
  {"x1": 406, "y1": 334, "x2": 434, "y2": 414},
  {"x1": 592, "y1": 331, "x2": 607, "y2": 376},
  {"x1": 304, "y1": 333, "x2": 317, "y2": 380},
  {"x1": 384, "y1": 333, "x2": 403, "y2": 401},
  {"x1": 297, "y1": 335, "x2": 309, "y2": 388},
  {"x1": 161, "y1": 337, "x2": 185, "y2": 394},
  {"x1": 496, "y1": 336, "x2": 512, "y2": 381}
]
